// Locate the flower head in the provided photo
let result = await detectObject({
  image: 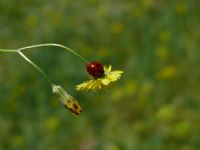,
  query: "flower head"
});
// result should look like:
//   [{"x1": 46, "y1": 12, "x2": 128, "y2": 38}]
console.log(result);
[
  {"x1": 52, "y1": 84, "x2": 82, "y2": 117},
  {"x1": 76, "y1": 63, "x2": 123, "y2": 91}
]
